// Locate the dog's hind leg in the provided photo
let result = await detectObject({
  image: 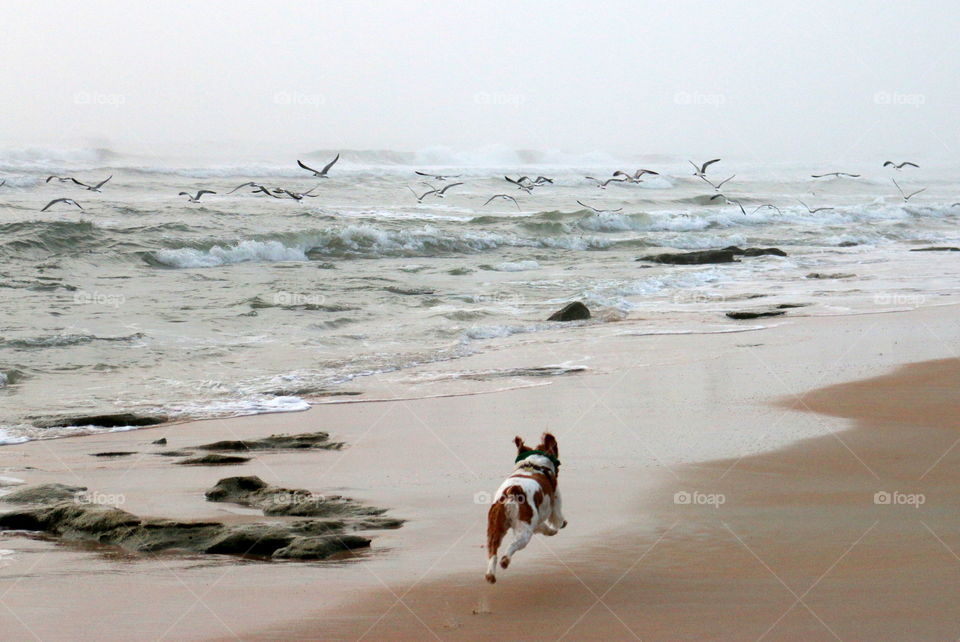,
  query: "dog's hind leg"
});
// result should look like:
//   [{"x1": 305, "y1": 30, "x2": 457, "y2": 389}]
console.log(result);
[
  {"x1": 485, "y1": 500, "x2": 508, "y2": 583},
  {"x1": 499, "y1": 523, "x2": 534, "y2": 570},
  {"x1": 550, "y1": 491, "x2": 568, "y2": 529}
]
